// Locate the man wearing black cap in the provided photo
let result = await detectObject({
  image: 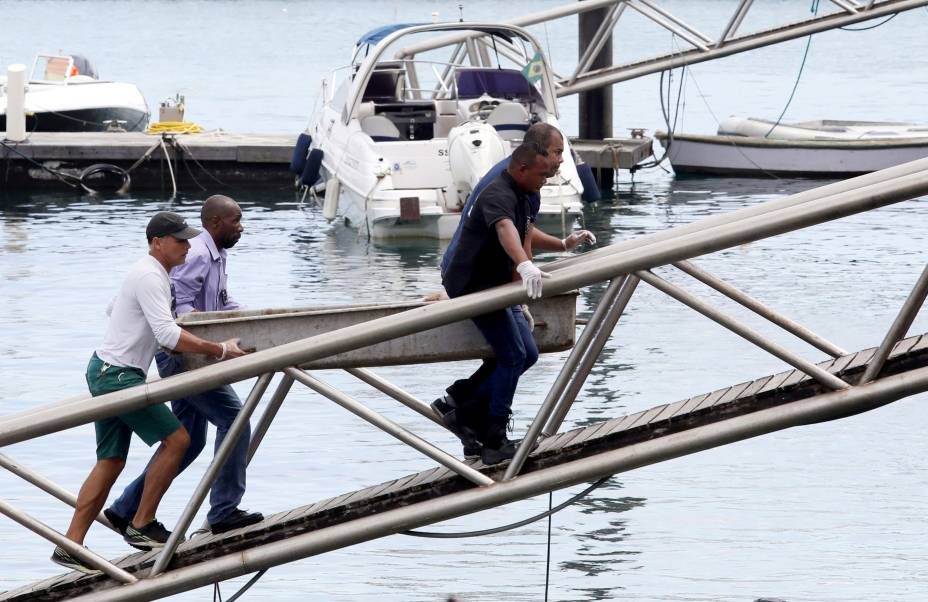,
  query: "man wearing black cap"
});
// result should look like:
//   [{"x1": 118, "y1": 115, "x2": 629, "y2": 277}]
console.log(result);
[{"x1": 52, "y1": 212, "x2": 247, "y2": 574}]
